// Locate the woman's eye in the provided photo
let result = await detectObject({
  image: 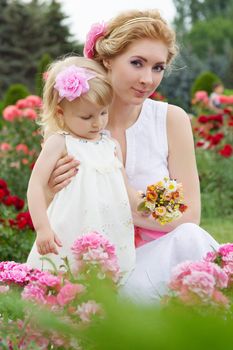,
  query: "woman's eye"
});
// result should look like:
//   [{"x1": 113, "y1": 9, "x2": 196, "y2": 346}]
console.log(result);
[
  {"x1": 130, "y1": 60, "x2": 142, "y2": 68},
  {"x1": 153, "y1": 65, "x2": 166, "y2": 72}
]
